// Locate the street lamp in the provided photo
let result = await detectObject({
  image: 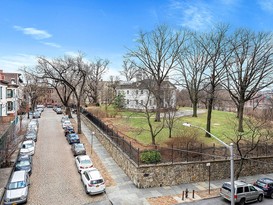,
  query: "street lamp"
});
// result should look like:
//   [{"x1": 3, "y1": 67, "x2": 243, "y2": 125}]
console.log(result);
[{"x1": 182, "y1": 123, "x2": 235, "y2": 205}]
